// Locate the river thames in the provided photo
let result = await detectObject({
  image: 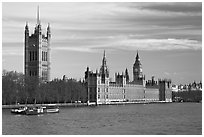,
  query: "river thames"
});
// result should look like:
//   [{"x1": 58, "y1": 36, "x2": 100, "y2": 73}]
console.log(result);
[{"x1": 2, "y1": 103, "x2": 202, "y2": 135}]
